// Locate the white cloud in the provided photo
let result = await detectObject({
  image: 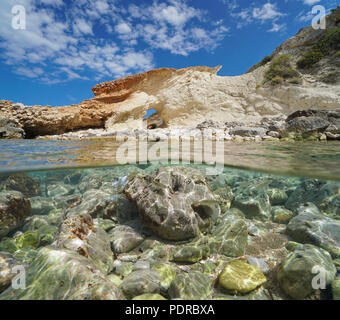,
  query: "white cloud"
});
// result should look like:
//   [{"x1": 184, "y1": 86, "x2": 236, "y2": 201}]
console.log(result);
[
  {"x1": 268, "y1": 22, "x2": 286, "y2": 32},
  {"x1": 0, "y1": 0, "x2": 229, "y2": 82},
  {"x1": 253, "y1": 3, "x2": 284, "y2": 21},
  {"x1": 73, "y1": 19, "x2": 93, "y2": 35},
  {"x1": 303, "y1": 0, "x2": 321, "y2": 5},
  {"x1": 115, "y1": 22, "x2": 132, "y2": 34}
]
